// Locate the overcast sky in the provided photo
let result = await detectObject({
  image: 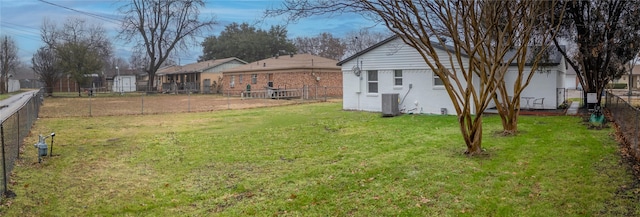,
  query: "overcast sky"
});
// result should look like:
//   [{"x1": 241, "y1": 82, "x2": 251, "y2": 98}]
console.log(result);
[{"x1": 0, "y1": 0, "x2": 386, "y2": 64}]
